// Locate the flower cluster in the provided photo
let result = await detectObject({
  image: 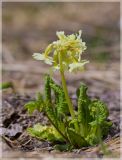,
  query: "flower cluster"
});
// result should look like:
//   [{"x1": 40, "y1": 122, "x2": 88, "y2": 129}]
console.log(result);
[{"x1": 33, "y1": 30, "x2": 89, "y2": 72}]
